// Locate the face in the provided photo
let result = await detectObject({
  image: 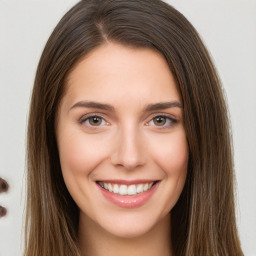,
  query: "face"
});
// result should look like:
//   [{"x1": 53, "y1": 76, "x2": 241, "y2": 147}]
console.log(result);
[{"x1": 56, "y1": 43, "x2": 188, "y2": 238}]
